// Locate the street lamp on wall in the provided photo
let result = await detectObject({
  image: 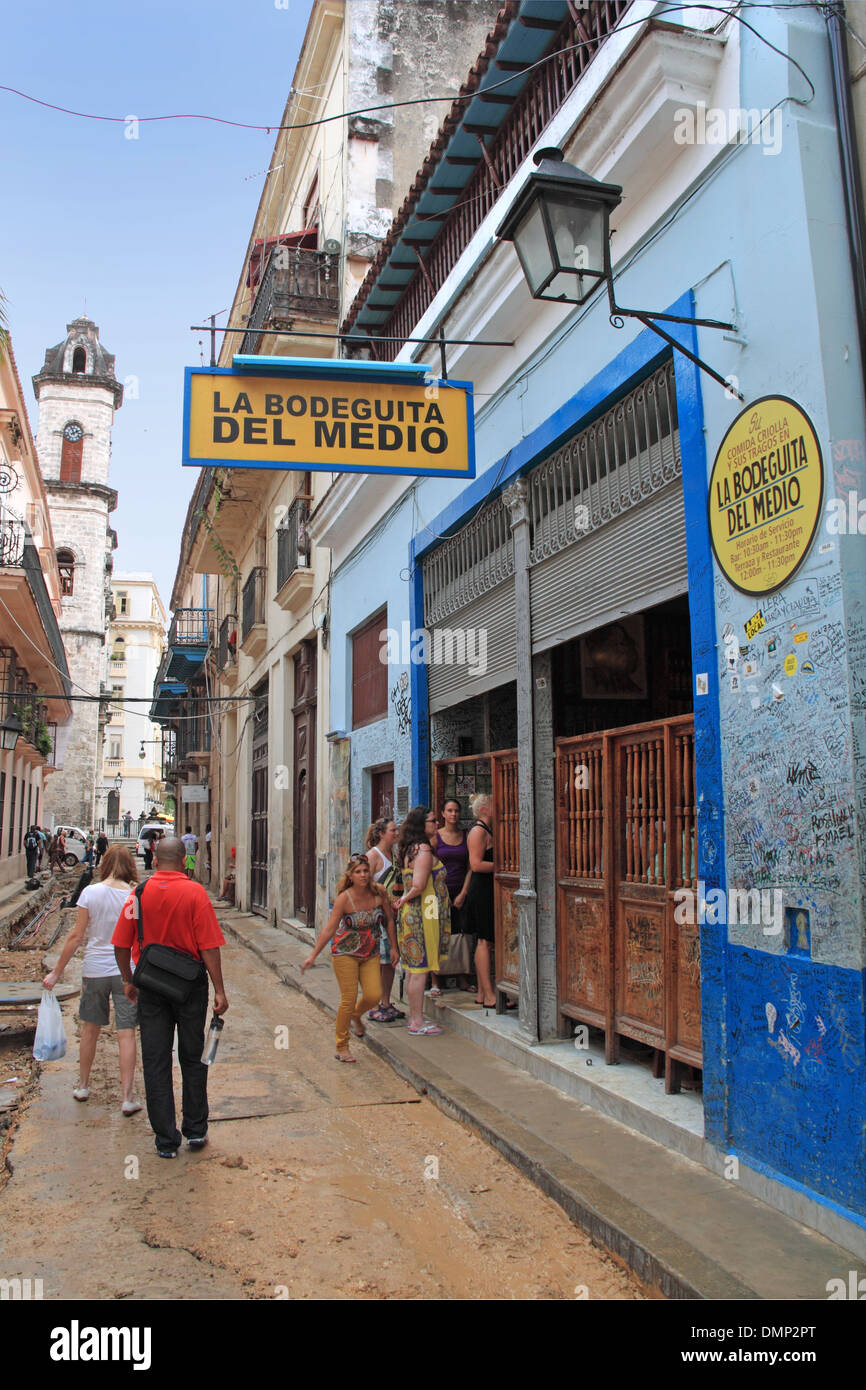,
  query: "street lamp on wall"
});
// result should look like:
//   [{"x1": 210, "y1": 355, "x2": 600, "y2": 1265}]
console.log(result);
[
  {"x1": 496, "y1": 148, "x2": 742, "y2": 399},
  {"x1": 114, "y1": 773, "x2": 122, "y2": 794},
  {"x1": 0, "y1": 711, "x2": 23, "y2": 752}
]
